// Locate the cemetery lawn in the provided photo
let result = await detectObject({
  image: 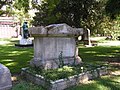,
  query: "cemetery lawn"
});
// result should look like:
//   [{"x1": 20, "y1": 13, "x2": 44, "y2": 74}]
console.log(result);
[
  {"x1": 0, "y1": 38, "x2": 120, "y2": 90},
  {"x1": 0, "y1": 38, "x2": 33, "y2": 74}
]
